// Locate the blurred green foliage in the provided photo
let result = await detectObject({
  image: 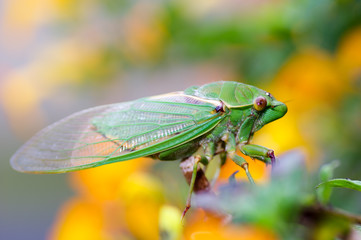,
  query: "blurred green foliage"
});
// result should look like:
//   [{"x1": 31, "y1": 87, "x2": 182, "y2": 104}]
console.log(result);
[
  {"x1": 46, "y1": 0, "x2": 361, "y2": 83},
  {"x1": 196, "y1": 150, "x2": 361, "y2": 240}
]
